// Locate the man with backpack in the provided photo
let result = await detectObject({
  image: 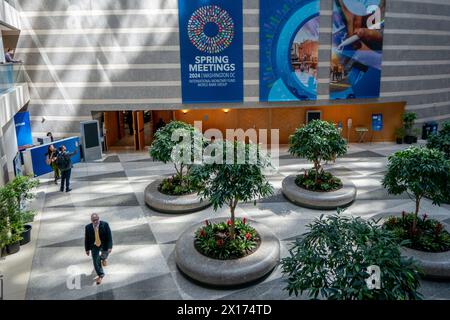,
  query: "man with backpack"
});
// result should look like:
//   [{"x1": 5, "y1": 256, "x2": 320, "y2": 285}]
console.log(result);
[{"x1": 56, "y1": 144, "x2": 78, "y2": 192}]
